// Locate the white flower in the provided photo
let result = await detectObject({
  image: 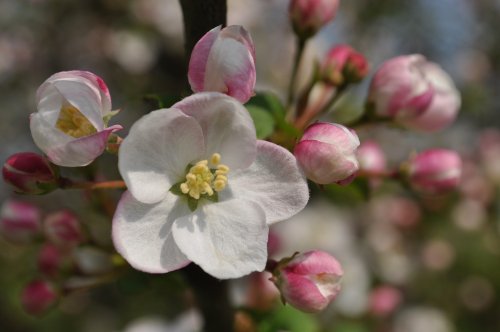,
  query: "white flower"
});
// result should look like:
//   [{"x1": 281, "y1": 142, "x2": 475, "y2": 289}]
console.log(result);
[
  {"x1": 113, "y1": 92, "x2": 309, "y2": 279},
  {"x1": 30, "y1": 70, "x2": 122, "y2": 167}
]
